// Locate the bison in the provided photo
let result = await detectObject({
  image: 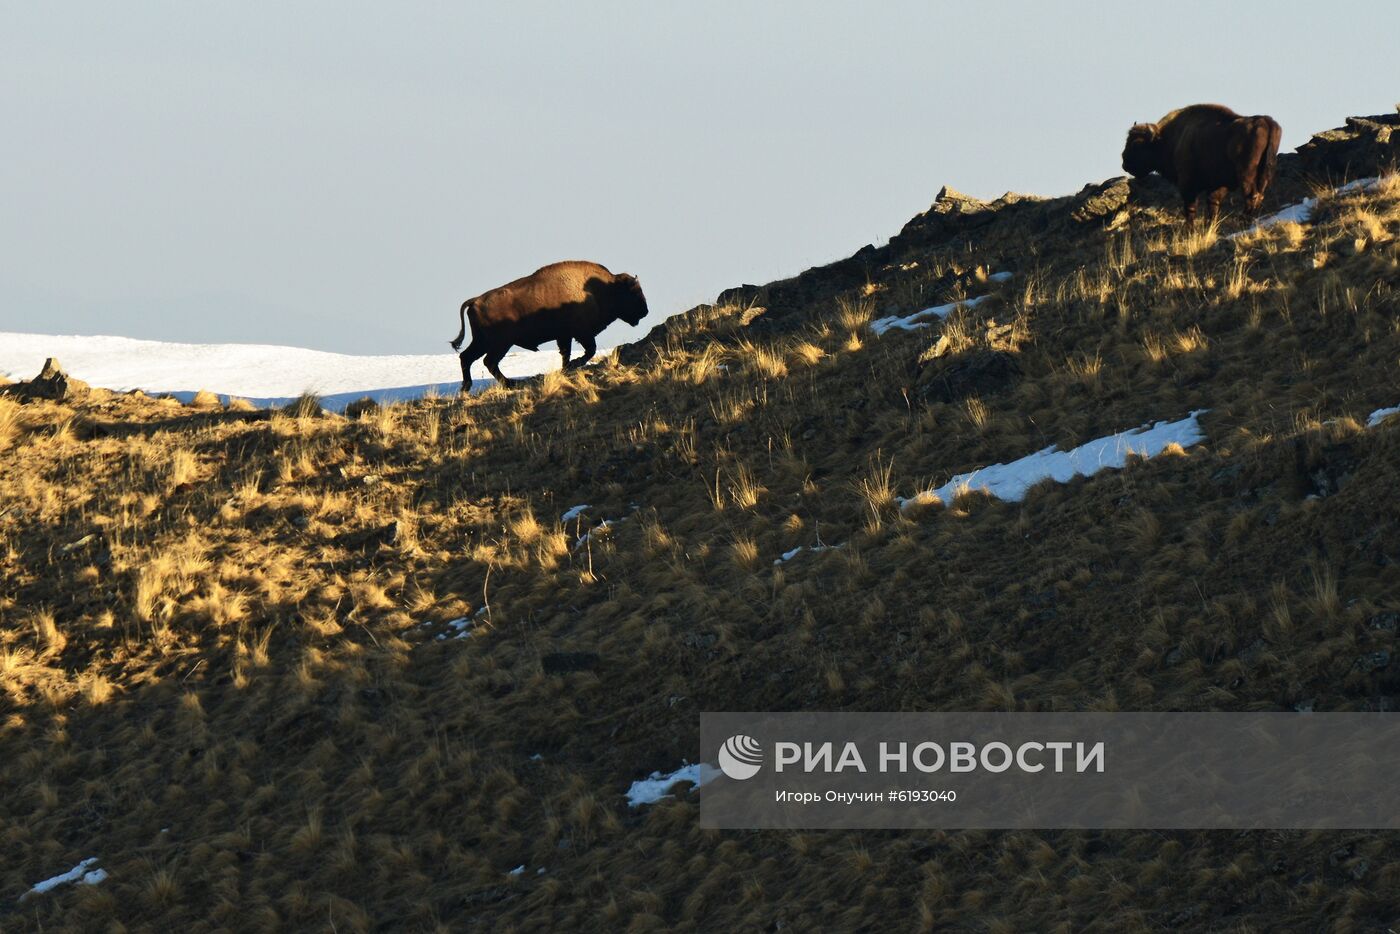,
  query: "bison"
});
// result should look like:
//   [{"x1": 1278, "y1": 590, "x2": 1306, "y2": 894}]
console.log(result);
[
  {"x1": 1122, "y1": 103, "x2": 1282, "y2": 222},
  {"x1": 449, "y1": 260, "x2": 649, "y2": 390}
]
